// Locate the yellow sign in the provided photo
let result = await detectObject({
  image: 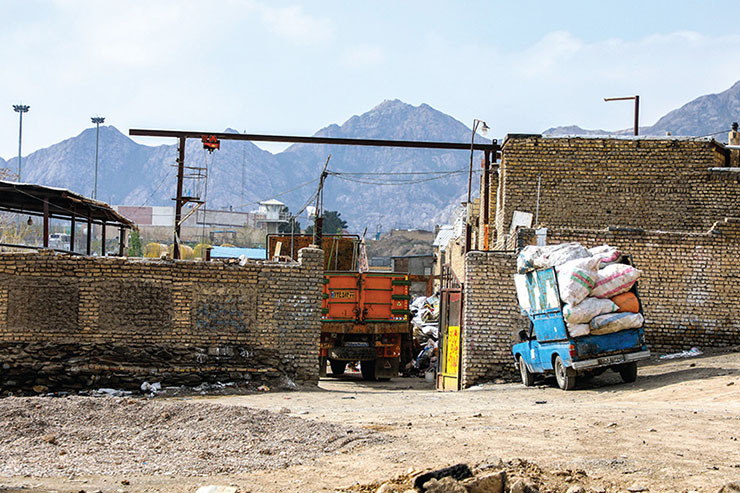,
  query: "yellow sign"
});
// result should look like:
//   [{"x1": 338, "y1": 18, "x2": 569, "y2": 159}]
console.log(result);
[
  {"x1": 445, "y1": 325, "x2": 460, "y2": 373},
  {"x1": 332, "y1": 290, "x2": 355, "y2": 300}
]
